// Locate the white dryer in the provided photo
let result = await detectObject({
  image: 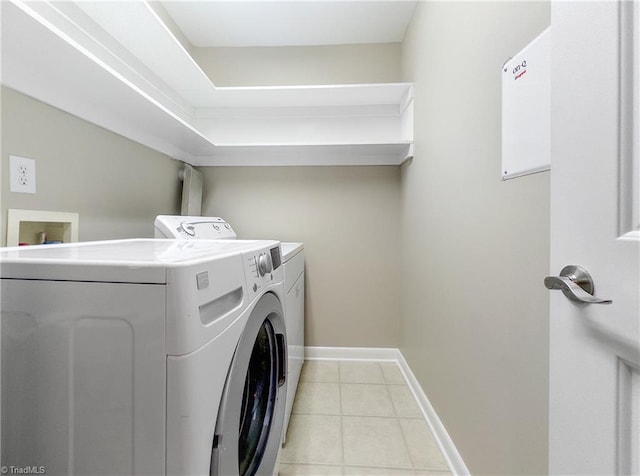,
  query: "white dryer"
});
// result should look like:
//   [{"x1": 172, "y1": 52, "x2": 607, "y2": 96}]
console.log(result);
[
  {"x1": 279, "y1": 242, "x2": 304, "y2": 437},
  {"x1": 1, "y1": 239, "x2": 287, "y2": 475},
  {"x1": 155, "y1": 216, "x2": 304, "y2": 440}
]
